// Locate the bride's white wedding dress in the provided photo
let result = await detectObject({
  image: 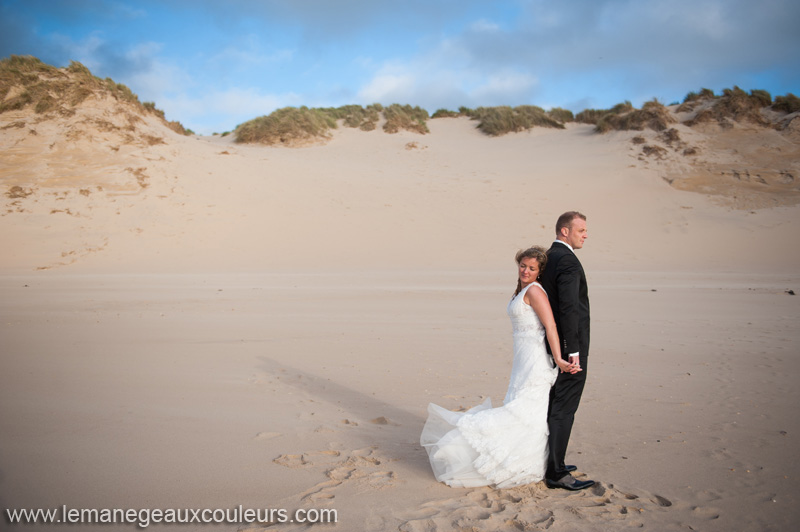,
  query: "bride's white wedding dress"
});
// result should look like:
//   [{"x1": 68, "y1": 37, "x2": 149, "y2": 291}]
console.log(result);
[{"x1": 420, "y1": 282, "x2": 558, "y2": 488}]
